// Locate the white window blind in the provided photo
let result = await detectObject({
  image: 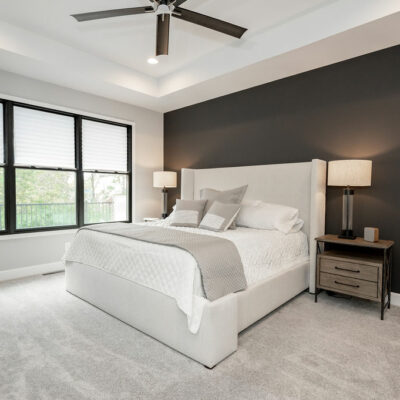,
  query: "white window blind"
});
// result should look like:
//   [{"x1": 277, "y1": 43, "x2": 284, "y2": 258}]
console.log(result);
[
  {"x1": 0, "y1": 103, "x2": 3, "y2": 165},
  {"x1": 14, "y1": 106, "x2": 75, "y2": 169},
  {"x1": 82, "y1": 119, "x2": 128, "y2": 172}
]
